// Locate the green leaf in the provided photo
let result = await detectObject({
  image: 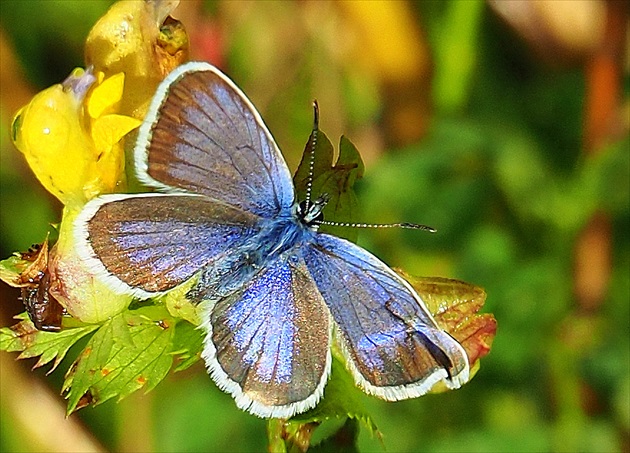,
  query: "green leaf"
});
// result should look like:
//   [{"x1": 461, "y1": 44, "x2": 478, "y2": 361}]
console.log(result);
[
  {"x1": 160, "y1": 273, "x2": 203, "y2": 326},
  {"x1": 170, "y1": 319, "x2": 203, "y2": 372},
  {"x1": 0, "y1": 253, "x2": 25, "y2": 285},
  {"x1": 268, "y1": 355, "x2": 380, "y2": 452},
  {"x1": 0, "y1": 314, "x2": 98, "y2": 372},
  {"x1": 293, "y1": 129, "x2": 365, "y2": 243},
  {"x1": 63, "y1": 305, "x2": 177, "y2": 414},
  {"x1": 309, "y1": 417, "x2": 360, "y2": 453}
]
